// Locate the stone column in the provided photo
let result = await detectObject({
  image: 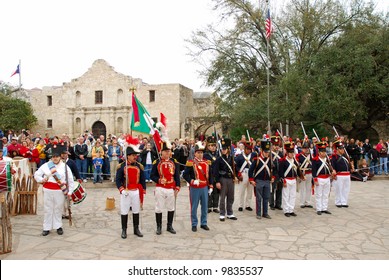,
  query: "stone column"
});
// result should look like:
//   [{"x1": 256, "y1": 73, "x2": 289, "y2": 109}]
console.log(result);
[
  {"x1": 68, "y1": 109, "x2": 75, "y2": 139},
  {"x1": 124, "y1": 107, "x2": 130, "y2": 134},
  {"x1": 81, "y1": 108, "x2": 86, "y2": 133},
  {"x1": 109, "y1": 107, "x2": 116, "y2": 135}
]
